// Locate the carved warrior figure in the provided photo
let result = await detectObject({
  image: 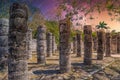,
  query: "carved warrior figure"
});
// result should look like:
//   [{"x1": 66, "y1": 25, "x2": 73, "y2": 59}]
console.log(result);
[
  {"x1": 46, "y1": 32, "x2": 53, "y2": 57},
  {"x1": 97, "y1": 29, "x2": 105, "y2": 60},
  {"x1": 76, "y1": 32, "x2": 82, "y2": 57},
  {"x1": 8, "y1": 3, "x2": 28, "y2": 80},
  {"x1": 0, "y1": 18, "x2": 9, "y2": 70},
  {"x1": 37, "y1": 25, "x2": 46, "y2": 64},
  {"x1": 59, "y1": 19, "x2": 71, "y2": 73},
  {"x1": 84, "y1": 25, "x2": 92, "y2": 65},
  {"x1": 105, "y1": 32, "x2": 111, "y2": 57}
]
